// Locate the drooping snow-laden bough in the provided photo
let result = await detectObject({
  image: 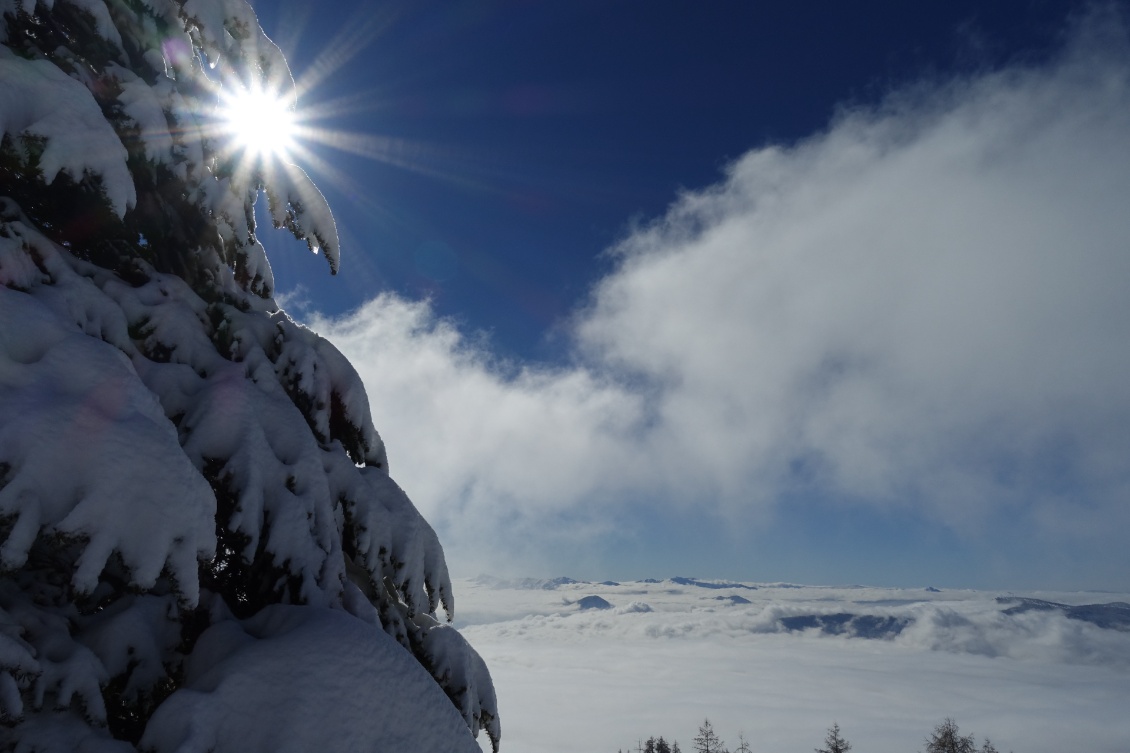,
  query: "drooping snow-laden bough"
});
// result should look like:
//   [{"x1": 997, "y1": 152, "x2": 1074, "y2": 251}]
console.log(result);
[{"x1": 0, "y1": 1, "x2": 498, "y2": 750}]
